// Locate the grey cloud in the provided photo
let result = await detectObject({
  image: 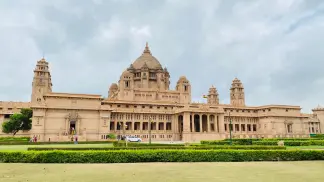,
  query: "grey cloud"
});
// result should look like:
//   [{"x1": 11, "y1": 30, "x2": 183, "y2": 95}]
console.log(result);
[{"x1": 0, "y1": 0, "x2": 324, "y2": 112}]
